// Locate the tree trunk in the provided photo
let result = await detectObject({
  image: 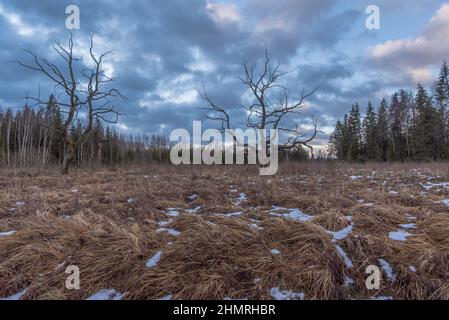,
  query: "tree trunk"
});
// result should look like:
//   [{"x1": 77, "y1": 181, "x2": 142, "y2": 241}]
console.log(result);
[{"x1": 61, "y1": 147, "x2": 75, "y2": 175}]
